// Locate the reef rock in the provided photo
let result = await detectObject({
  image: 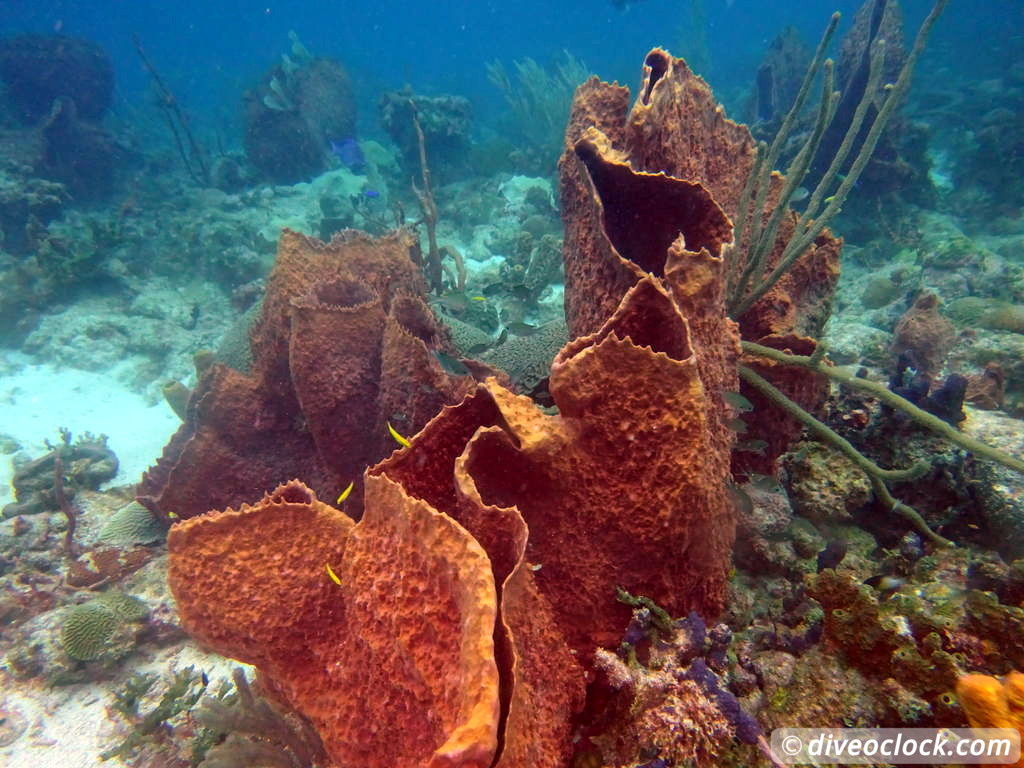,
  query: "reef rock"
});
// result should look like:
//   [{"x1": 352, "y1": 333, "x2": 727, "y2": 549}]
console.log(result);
[
  {"x1": 379, "y1": 89, "x2": 473, "y2": 184},
  {"x1": 244, "y1": 57, "x2": 356, "y2": 183},
  {"x1": 749, "y1": 26, "x2": 811, "y2": 127},
  {"x1": 0, "y1": 35, "x2": 113, "y2": 123}
]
